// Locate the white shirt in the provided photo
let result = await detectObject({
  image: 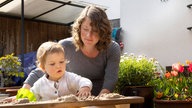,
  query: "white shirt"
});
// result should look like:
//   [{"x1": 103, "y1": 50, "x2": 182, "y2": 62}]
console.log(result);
[{"x1": 30, "y1": 71, "x2": 92, "y2": 101}]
